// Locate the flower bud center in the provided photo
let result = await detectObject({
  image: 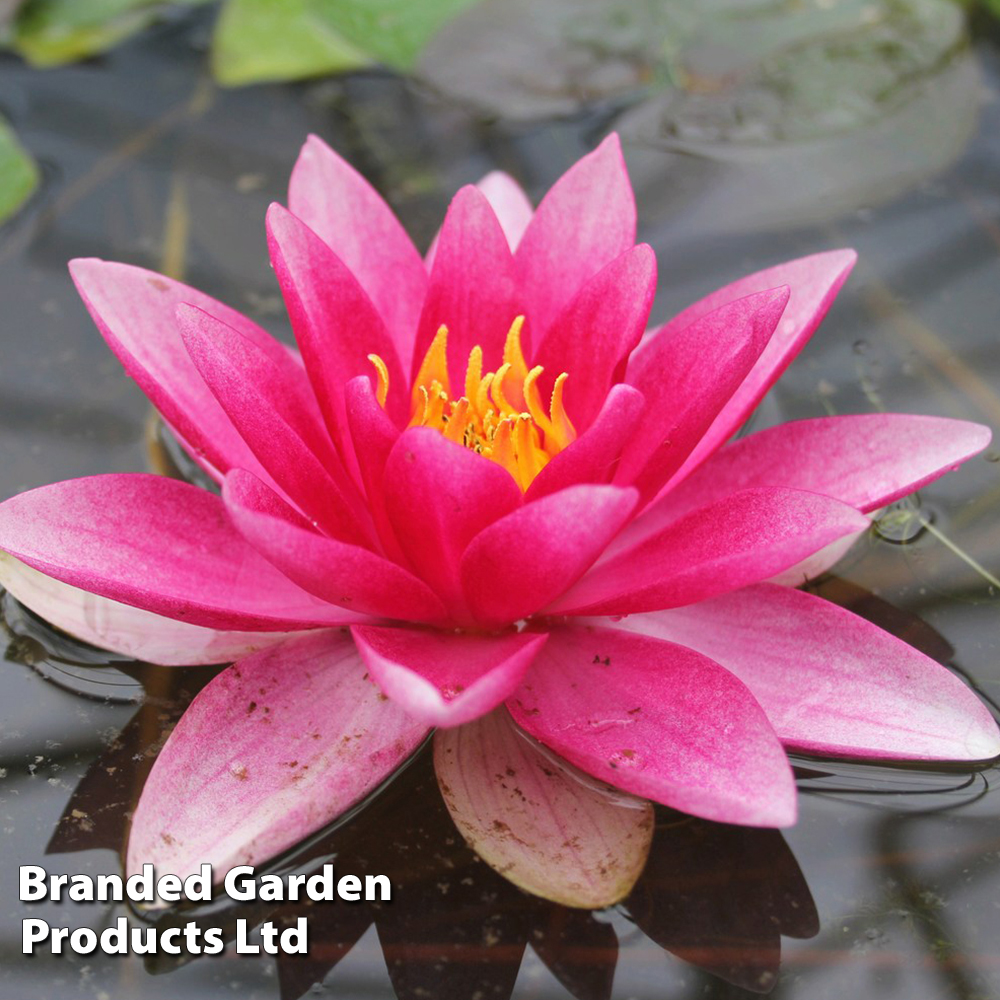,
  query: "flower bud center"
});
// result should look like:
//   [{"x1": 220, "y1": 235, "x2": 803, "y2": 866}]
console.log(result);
[{"x1": 369, "y1": 317, "x2": 575, "y2": 491}]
